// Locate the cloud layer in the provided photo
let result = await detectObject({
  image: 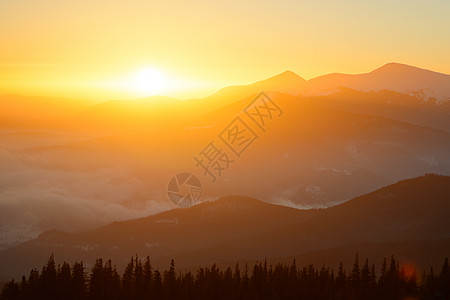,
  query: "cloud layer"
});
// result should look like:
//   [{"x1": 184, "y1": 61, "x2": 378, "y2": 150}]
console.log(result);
[{"x1": 0, "y1": 135, "x2": 173, "y2": 249}]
